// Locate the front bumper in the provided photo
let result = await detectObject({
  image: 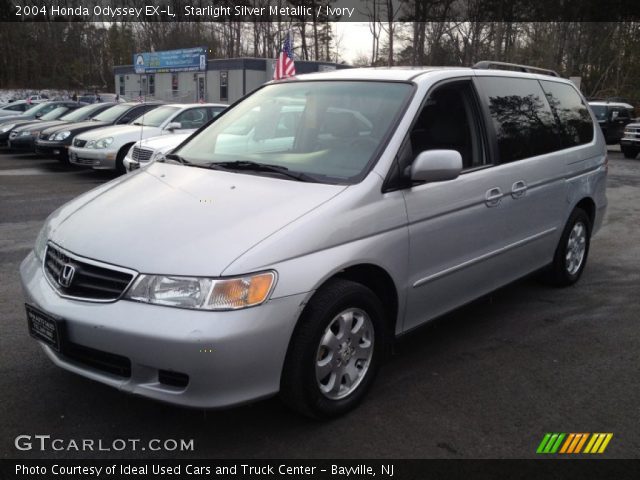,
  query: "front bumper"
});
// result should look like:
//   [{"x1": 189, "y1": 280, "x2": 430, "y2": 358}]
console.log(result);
[
  {"x1": 68, "y1": 146, "x2": 117, "y2": 170},
  {"x1": 35, "y1": 139, "x2": 70, "y2": 157},
  {"x1": 620, "y1": 137, "x2": 640, "y2": 147},
  {"x1": 20, "y1": 251, "x2": 305, "y2": 408},
  {"x1": 8, "y1": 134, "x2": 36, "y2": 150}
]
